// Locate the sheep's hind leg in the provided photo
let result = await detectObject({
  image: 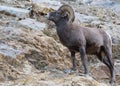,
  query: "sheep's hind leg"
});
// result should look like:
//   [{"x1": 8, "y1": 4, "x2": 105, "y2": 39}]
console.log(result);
[
  {"x1": 96, "y1": 51, "x2": 115, "y2": 84},
  {"x1": 105, "y1": 48, "x2": 115, "y2": 84}
]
